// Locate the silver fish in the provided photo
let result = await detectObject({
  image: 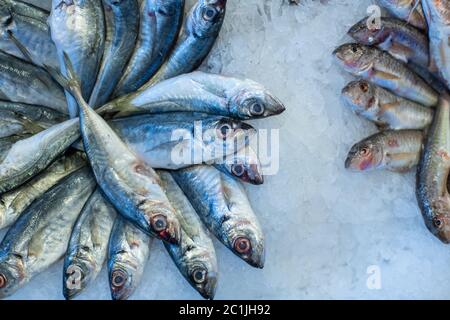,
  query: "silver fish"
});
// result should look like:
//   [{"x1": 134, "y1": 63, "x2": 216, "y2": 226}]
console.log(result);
[
  {"x1": 139, "y1": 0, "x2": 227, "y2": 90},
  {"x1": 376, "y1": 0, "x2": 427, "y2": 30},
  {"x1": 101, "y1": 71, "x2": 285, "y2": 120},
  {"x1": 341, "y1": 80, "x2": 433, "y2": 130},
  {"x1": 333, "y1": 43, "x2": 439, "y2": 107},
  {"x1": 88, "y1": 0, "x2": 139, "y2": 108},
  {"x1": 114, "y1": 0, "x2": 185, "y2": 96},
  {"x1": 158, "y1": 170, "x2": 218, "y2": 300},
  {"x1": 63, "y1": 188, "x2": 116, "y2": 300},
  {"x1": 108, "y1": 217, "x2": 151, "y2": 300},
  {"x1": 172, "y1": 165, "x2": 265, "y2": 268},
  {"x1": 0, "y1": 167, "x2": 96, "y2": 298},
  {"x1": 49, "y1": 0, "x2": 105, "y2": 118}
]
